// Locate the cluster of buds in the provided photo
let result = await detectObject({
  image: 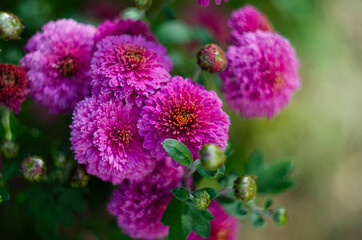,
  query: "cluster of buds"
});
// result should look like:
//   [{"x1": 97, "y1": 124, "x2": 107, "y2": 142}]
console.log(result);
[
  {"x1": 21, "y1": 156, "x2": 46, "y2": 182},
  {"x1": 233, "y1": 175, "x2": 257, "y2": 201},
  {"x1": 0, "y1": 11, "x2": 23, "y2": 40},
  {"x1": 197, "y1": 44, "x2": 227, "y2": 73},
  {"x1": 199, "y1": 144, "x2": 226, "y2": 170},
  {"x1": 192, "y1": 191, "x2": 211, "y2": 210},
  {"x1": 69, "y1": 164, "x2": 90, "y2": 188}
]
